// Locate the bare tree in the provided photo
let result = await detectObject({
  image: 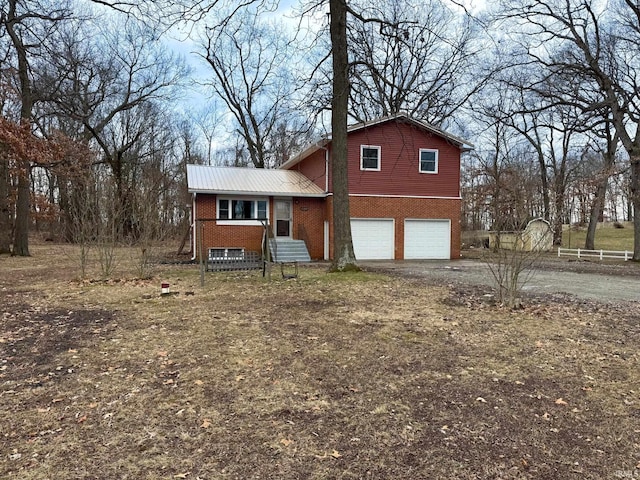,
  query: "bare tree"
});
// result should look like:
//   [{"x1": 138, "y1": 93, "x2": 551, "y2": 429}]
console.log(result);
[
  {"x1": 200, "y1": 10, "x2": 302, "y2": 168},
  {"x1": 510, "y1": 103, "x2": 585, "y2": 245},
  {"x1": 583, "y1": 119, "x2": 620, "y2": 249},
  {"x1": 39, "y1": 16, "x2": 186, "y2": 238},
  {"x1": 328, "y1": 0, "x2": 358, "y2": 271},
  {"x1": 1, "y1": 0, "x2": 72, "y2": 255},
  {"x1": 347, "y1": 0, "x2": 484, "y2": 125},
  {"x1": 498, "y1": 0, "x2": 640, "y2": 260}
]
